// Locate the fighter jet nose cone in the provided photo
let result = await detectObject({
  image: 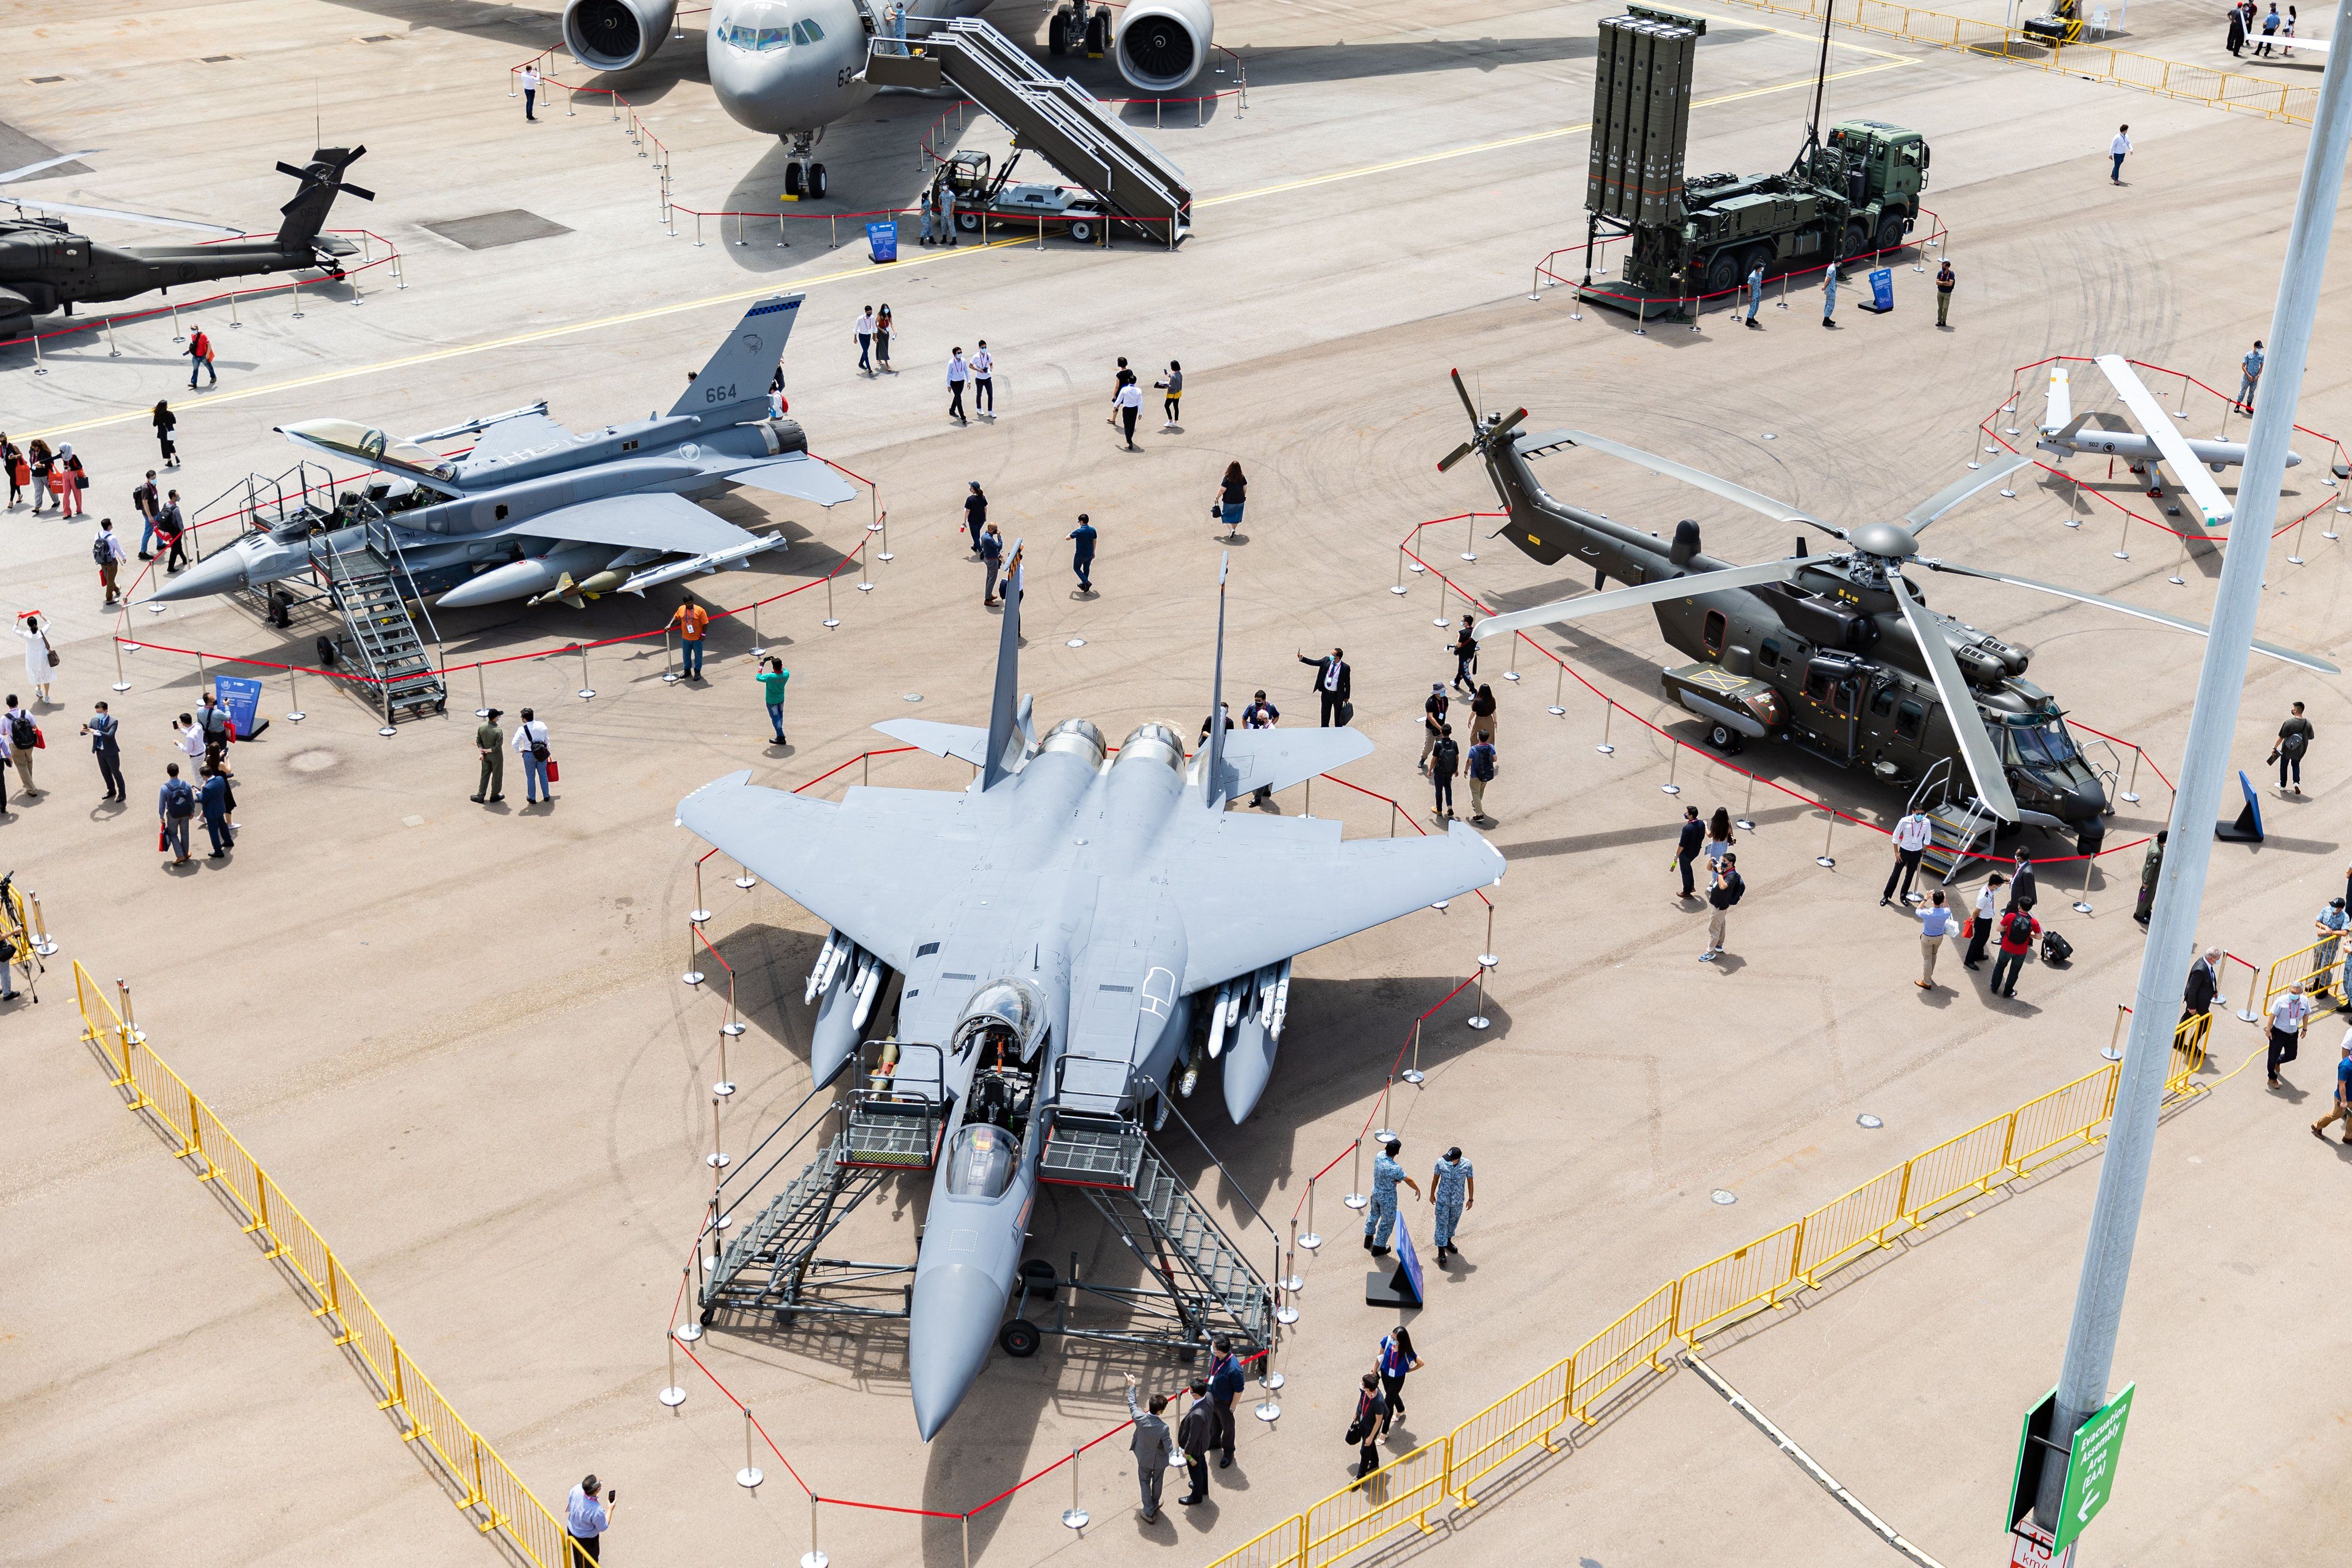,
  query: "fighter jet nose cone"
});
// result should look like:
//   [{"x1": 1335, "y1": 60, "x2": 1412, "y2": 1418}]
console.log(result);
[
  {"x1": 908, "y1": 1264, "x2": 1005, "y2": 1441},
  {"x1": 143, "y1": 549, "x2": 248, "y2": 603}
]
